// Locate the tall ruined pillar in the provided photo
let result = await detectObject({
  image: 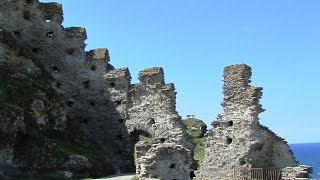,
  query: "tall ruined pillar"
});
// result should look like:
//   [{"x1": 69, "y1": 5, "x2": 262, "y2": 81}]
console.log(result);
[{"x1": 195, "y1": 64, "x2": 297, "y2": 180}]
